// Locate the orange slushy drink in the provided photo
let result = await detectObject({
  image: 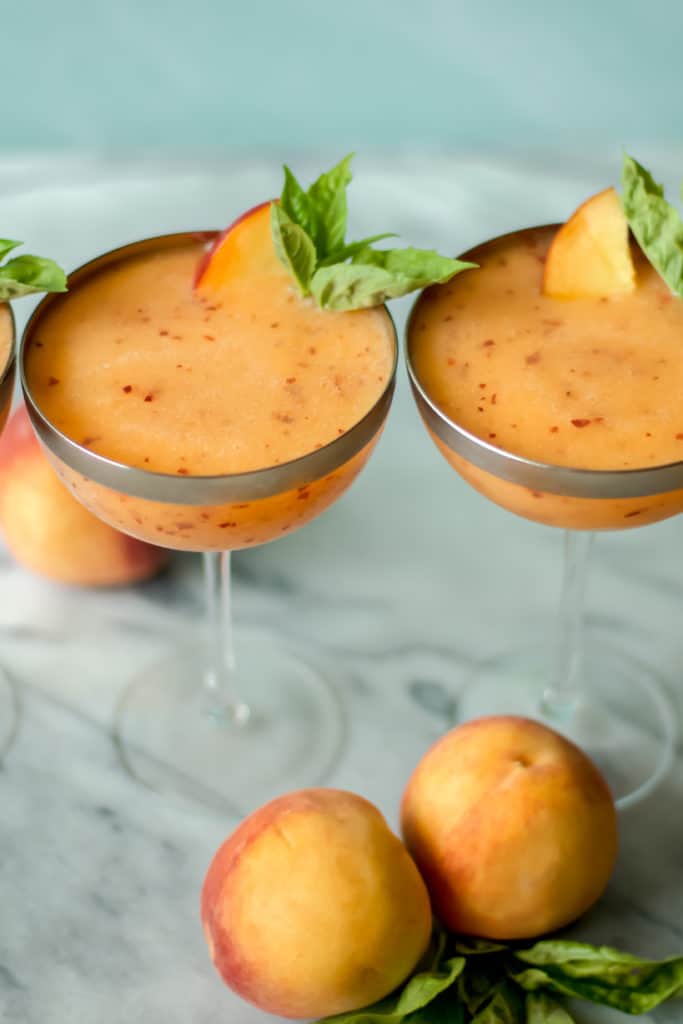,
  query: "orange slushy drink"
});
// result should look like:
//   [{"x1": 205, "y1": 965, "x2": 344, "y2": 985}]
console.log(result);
[
  {"x1": 409, "y1": 226, "x2": 683, "y2": 530},
  {"x1": 25, "y1": 228, "x2": 395, "y2": 551}
]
